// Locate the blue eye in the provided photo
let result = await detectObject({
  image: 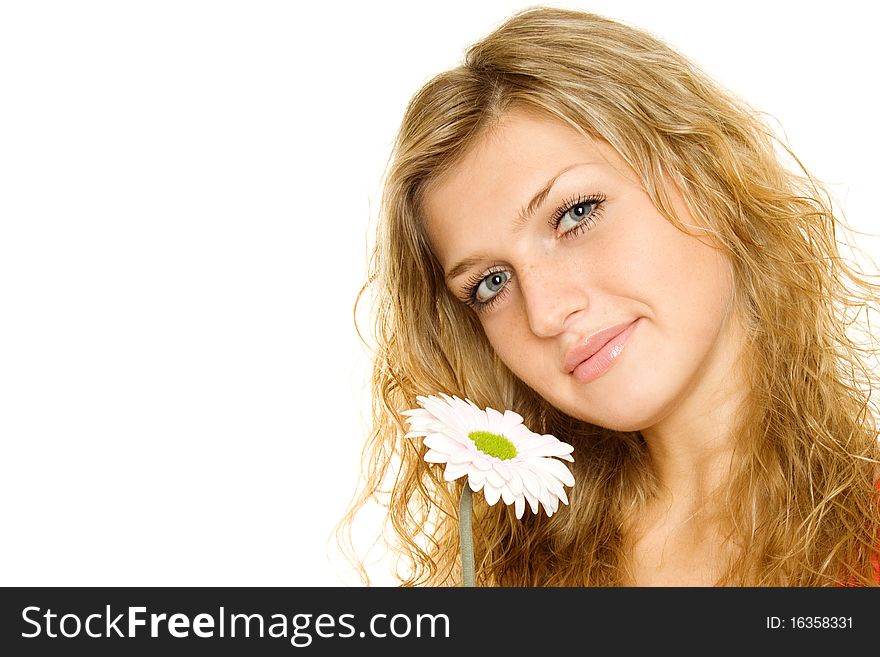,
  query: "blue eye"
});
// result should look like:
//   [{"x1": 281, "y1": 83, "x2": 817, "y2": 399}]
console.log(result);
[
  {"x1": 474, "y1": 270, "x2": 510, "y2": 303},
  {"x1": 554, "y1": 198, "x2": 602, "y2": 235}
]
